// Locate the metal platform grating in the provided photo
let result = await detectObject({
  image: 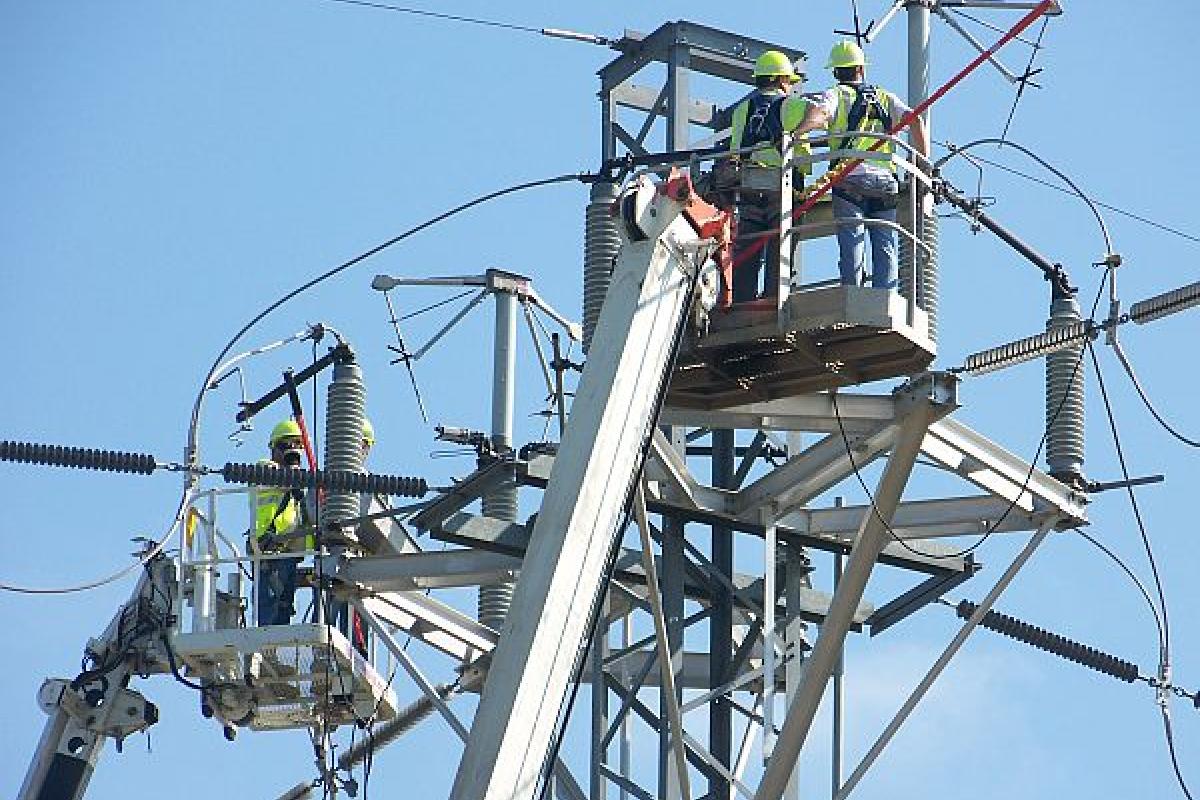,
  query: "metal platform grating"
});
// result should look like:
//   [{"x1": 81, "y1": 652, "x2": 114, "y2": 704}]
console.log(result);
[{"x1": 171, "y1": 623, "x2": 399, "y2": 731}]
